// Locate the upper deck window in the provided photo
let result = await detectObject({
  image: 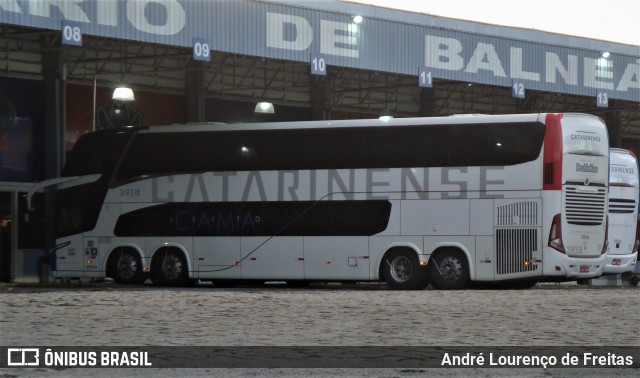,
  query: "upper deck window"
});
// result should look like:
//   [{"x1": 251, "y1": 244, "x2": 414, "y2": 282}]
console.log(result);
[{"x1": 115, "y1": 122, "x2": 545, "y2": 183}]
